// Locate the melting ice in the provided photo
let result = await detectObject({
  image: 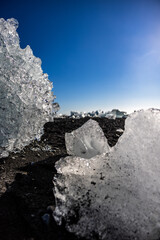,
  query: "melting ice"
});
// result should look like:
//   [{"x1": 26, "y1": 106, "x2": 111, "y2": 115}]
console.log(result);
[
  {"x1": 53, "y1": 109, "x2": 160, "y2": 240},
  {"x1": 0, "y1": 18, "x2": 56, "y2": 158}
]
